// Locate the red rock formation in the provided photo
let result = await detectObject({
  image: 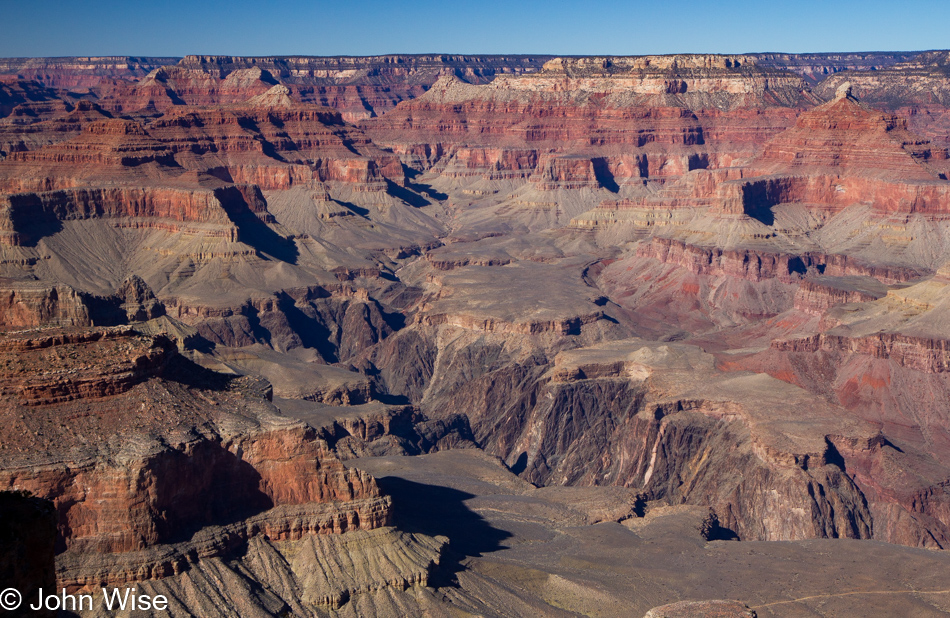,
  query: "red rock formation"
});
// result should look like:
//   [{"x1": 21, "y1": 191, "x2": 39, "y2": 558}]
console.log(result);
[
  {"x1": 94, "y1": 66, "x2": 276, "y2": 114},
  {"x1": 0, "y1": 79, "x2": 65, "y2": 122},
  {"x1": 902, "y1": 104, "x2": 950, "y2": 149},
  {"x1": 0, "y1": 326, "x2": 393, "y2": 589},
  {"x1": 2, "y1": 425, "x2": 388, "y2": 557},
  {"x1": 636, "y1": 237, "x2": 924, "y2": 284},
  {"x1": 146, "y1": 93, "x2": 404, "y2": 187},
  {"x1": 793, "y1": 277, "x2": 886, "y2": 315},
  {"x1": 0, "y1": 328, "x2": 173, "y2": 405},
  {"x1": 0, "y1": 186, "x2": 255, "y2": 245},
  {"x1": 713, "y1": 85, "x2": 950, "y2": 218},
  {"x1": 725, "y1": 338, "x2": 950, "y2": 547},
  {"x1": 0, "y1": 55, "x2": 550, "y2": 125},
  {"x1": 0, "y1": 57, "x2": 179, "y2": 91},
  {"x1": 0, "y1": 83, "x2": 417, "y2": 253},
  {"x1": 772, "y1": 332, "x2": 950, "y2": 374},
  {"x1": 363, "y1": 57, "x2": 810, "y2": 185},
  {"x1": 0, "y1": 277, "x2": 164, "y2": 330},
  {"x1": 9, "y1": 118, "x2": 173, "y2": 166},
  {"x1": 366, "y1": 84, "x2": 712, "y2": 172},
  {"x1": 0, "y1": 282, "x2": 92, "y2": 328},
  {"x1": 3, "y1": 53, "x2": 950, "y2": 603},
  {"x1": 760, "y1": 94, "x2": 945, "y2": 175},
  {"x1": 0, "y1": 99, "x2": 115, "y2": 158},
  {"x1": 84, "y1": 55, "x2": 549, "y2": 120}
]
